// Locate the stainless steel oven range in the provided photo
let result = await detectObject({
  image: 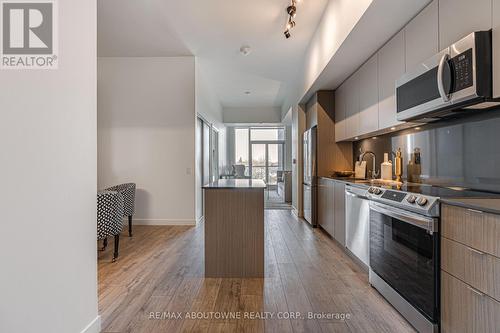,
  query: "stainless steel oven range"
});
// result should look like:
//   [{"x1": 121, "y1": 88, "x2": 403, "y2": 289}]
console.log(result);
[{"x1": 366, "y1": 185, "x2": 440, "y2": 333}]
